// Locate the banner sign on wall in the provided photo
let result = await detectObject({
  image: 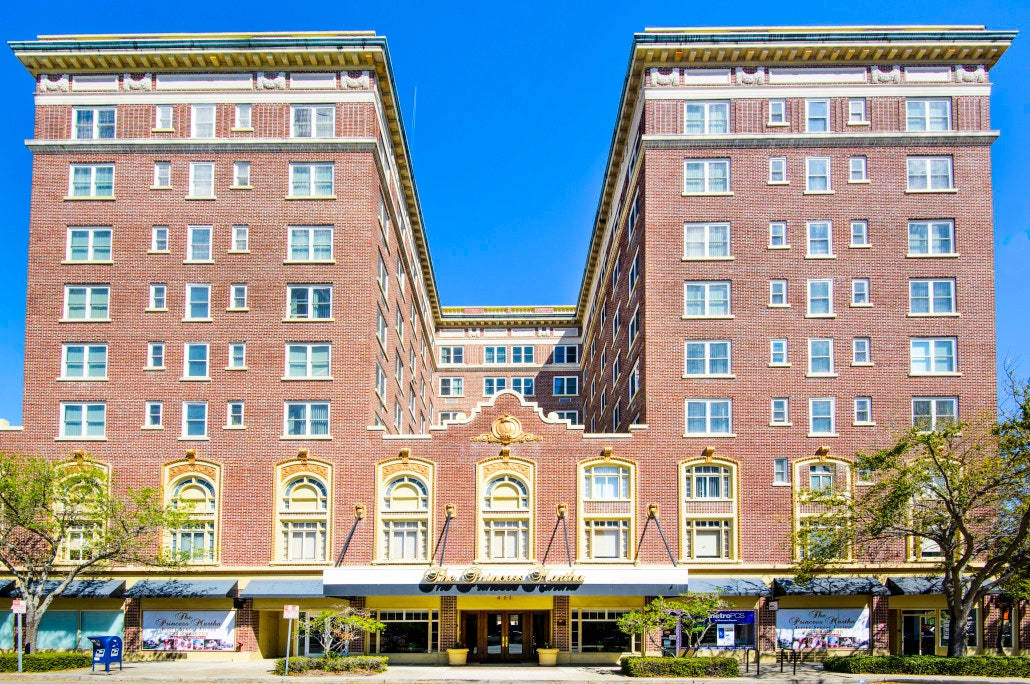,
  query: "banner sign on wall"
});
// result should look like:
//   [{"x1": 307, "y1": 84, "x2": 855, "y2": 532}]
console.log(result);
[
  {"x1": 716, "y1": 624, "x2": 735, "y2": 647},
  {"x1": 141, "y1": 611, "x2": 235, "y2": 651},
  {"x1": 710, "y1": 610, "x2": 755, "y2": 625},
  {"x1": 775, "y1": 607, "x2": 870, "y2": 649}
]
